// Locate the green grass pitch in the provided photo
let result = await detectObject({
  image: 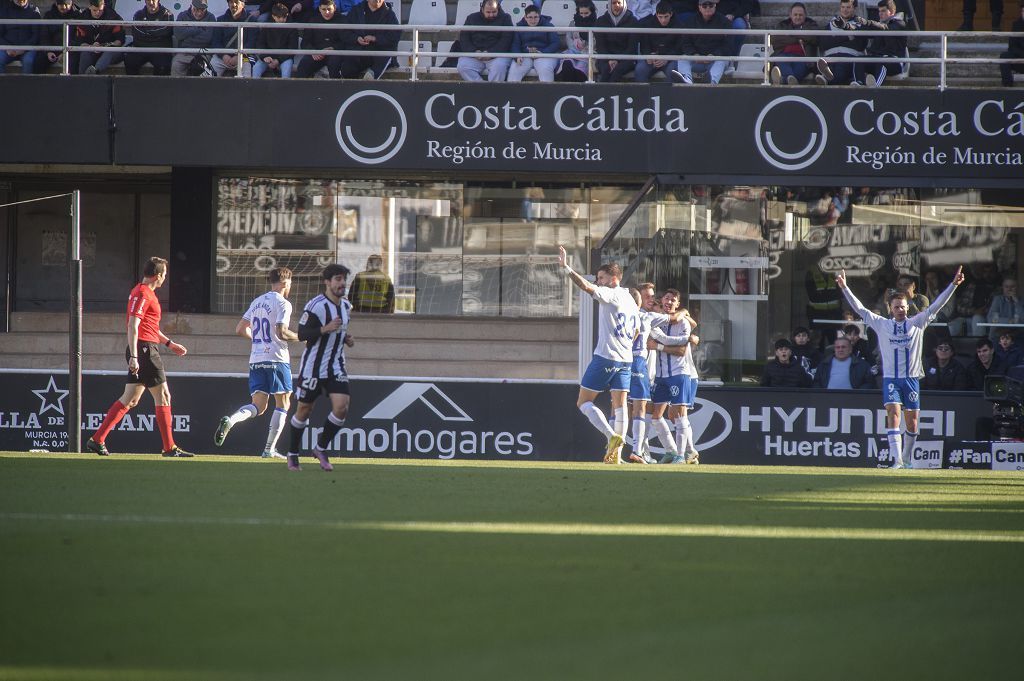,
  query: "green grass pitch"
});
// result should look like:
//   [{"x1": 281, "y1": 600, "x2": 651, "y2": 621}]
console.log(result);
[{"x1": 1, "y1": 452, "x2": 1022, "y2": 681}]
